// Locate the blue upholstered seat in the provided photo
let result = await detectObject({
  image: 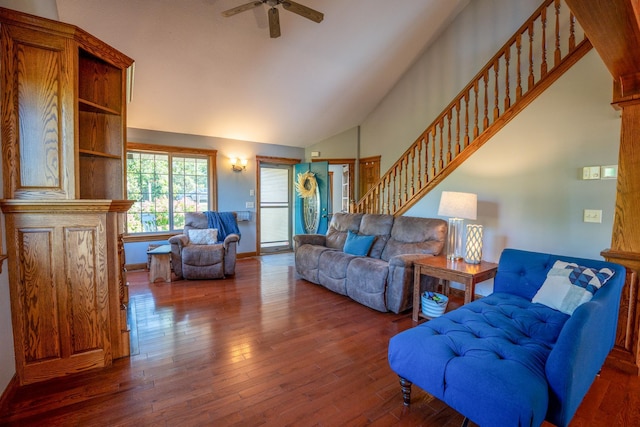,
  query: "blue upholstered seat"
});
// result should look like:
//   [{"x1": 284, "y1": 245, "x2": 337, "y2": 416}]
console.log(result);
[
  {"x1": 389, "y1": 293, "x2": 568, "y2": 426},
  {"x1": 388, "y1": 249, "x2": 626, "y2": 427}
]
